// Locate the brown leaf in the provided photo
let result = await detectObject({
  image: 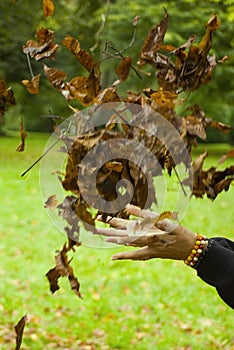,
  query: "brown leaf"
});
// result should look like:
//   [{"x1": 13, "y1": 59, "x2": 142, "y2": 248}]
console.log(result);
[
  {"x1": 115, "y1": 56, "x2": 132, "y2": 82},
  {"x1": 62, "y1": 35, "x2": 97, "y2": 73},
  {"x1": 46, "y1": 242, "x2": 82, "y2": 297},
  {"x1": 211, "y1": 120, "x2": 231, "y2": 134},
  {"x1": 133, "y1": 15, "x2": 141, "y2": 26},
  {"x1": 94, "y1": 87, "x2": 120, "y2": 105},
  {"x1": 105, "y1": 161, "x2": 123, "y2": 173},
  {"x1": 214, "y1": 177, "x2": 234, "y2": 198},
  {"x1": 14, "y1": 315, "x2": 27, "y2": 350},
  {"x1": 43, "y1": 64, "x2": 67, "y2": 91},
  {"x1": 16, "y1": 121, "x2": 27, "y2": 152},
  {"x1": 138, "y1": 9, "x2": 169, "y2": 66},
  {"x1": 218, "y1": 55, "x2": 229, "y2": 64},
  {"x1": 23, "y1": 28, "x2": 58, "y2": 61},
  {"x1": 22, "y1": 74, "x2": 40, "y2": 94},
  {"x1": 0, "y1": 79, "x2": 16, "y2": 121},
  {"x1": 218, "y1": 149, "x2": 234, "y2": 165},
  {"x1": 44, "y1": 194, "x2": 58, "y2": 210},
  {"x1": 198, "y1": 14, "x2": 221, "y2": 57},
  {"x1": 46, "y1": 267, "x2": 61, "y2": 293},
  {"x1": 156, "y1": 211, "x2": 179, "y2": 223},
  {"x1": 65, "y1": 74, "x2": 100, "y2": 104},
  {"x1": 43, "y1": 0, "x2": 55, "y2": 17}
]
